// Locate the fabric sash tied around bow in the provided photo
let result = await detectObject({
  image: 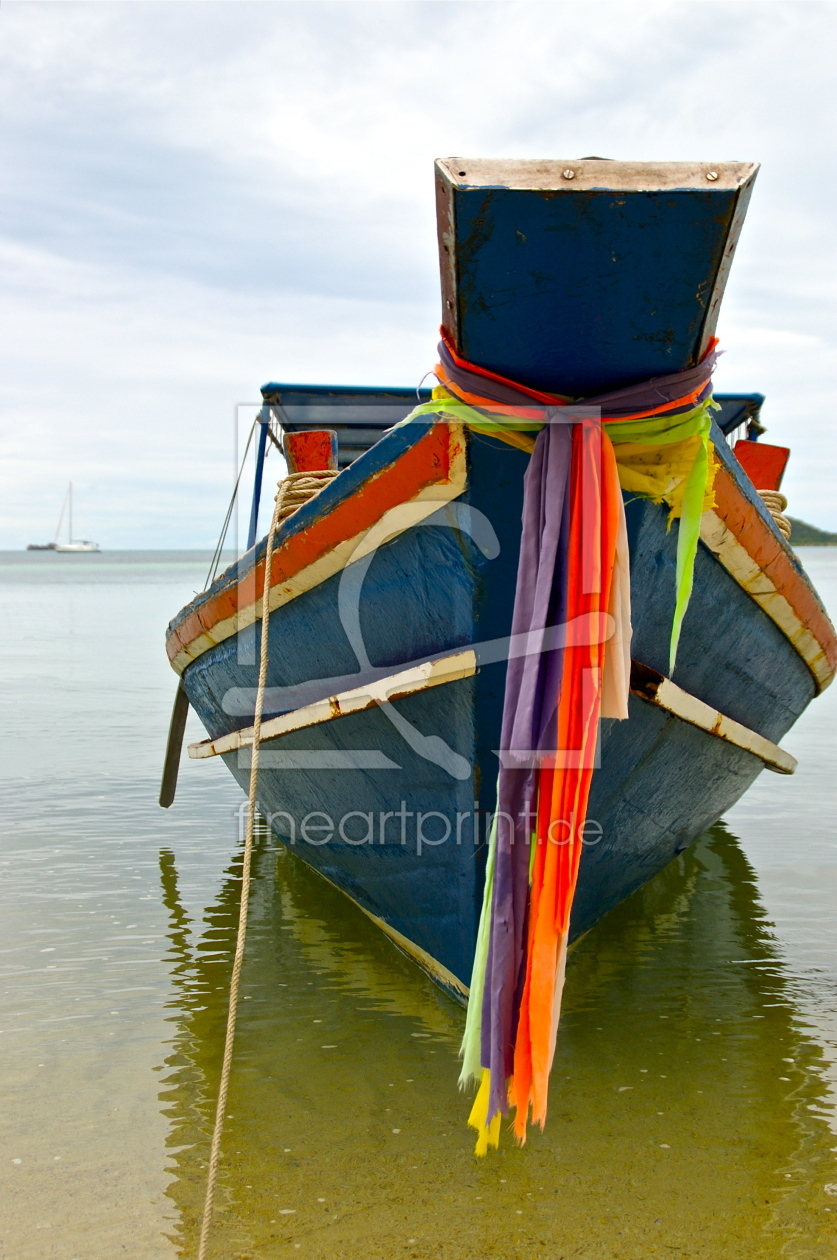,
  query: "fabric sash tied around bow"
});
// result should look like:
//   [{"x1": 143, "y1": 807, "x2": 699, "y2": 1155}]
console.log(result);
[{"x1": 397, "y1": 335, "x2": 719, "y2": 1152}]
